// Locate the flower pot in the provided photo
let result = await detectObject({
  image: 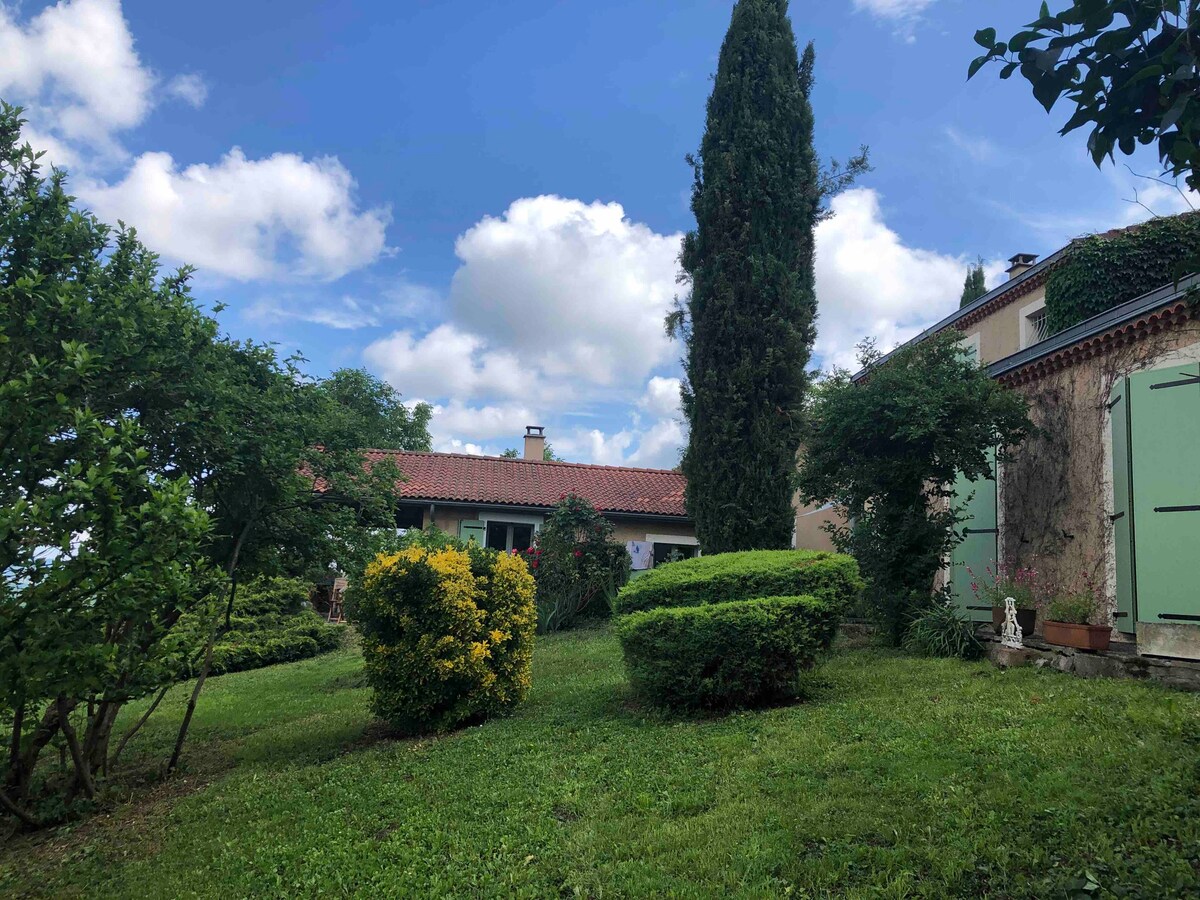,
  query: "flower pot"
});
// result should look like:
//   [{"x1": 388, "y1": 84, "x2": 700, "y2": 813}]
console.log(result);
[
  {"x1": 1043, "y1": 620, "x2": 1111, "y2": 652},
  {"x1": 992, "y1": 606, "x2": 1036, "y2": 636}
]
